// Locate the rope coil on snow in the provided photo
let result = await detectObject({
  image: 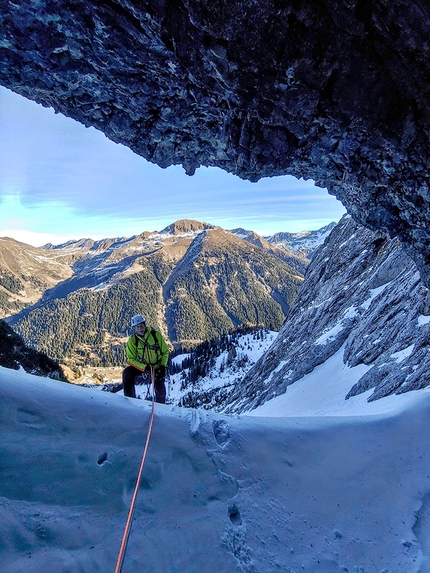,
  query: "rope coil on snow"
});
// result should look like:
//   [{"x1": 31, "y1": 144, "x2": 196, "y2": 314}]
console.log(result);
[{"x1": 115, "y1": 365, "x2": 156, "y2": 573}]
